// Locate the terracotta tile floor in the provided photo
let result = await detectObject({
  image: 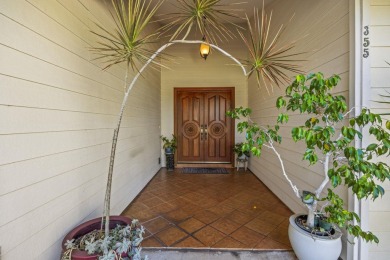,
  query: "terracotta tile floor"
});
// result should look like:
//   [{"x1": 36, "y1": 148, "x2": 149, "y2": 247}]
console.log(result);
[{"x1": 122, "y1": 168, "x2": 293, "y2": 250}]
